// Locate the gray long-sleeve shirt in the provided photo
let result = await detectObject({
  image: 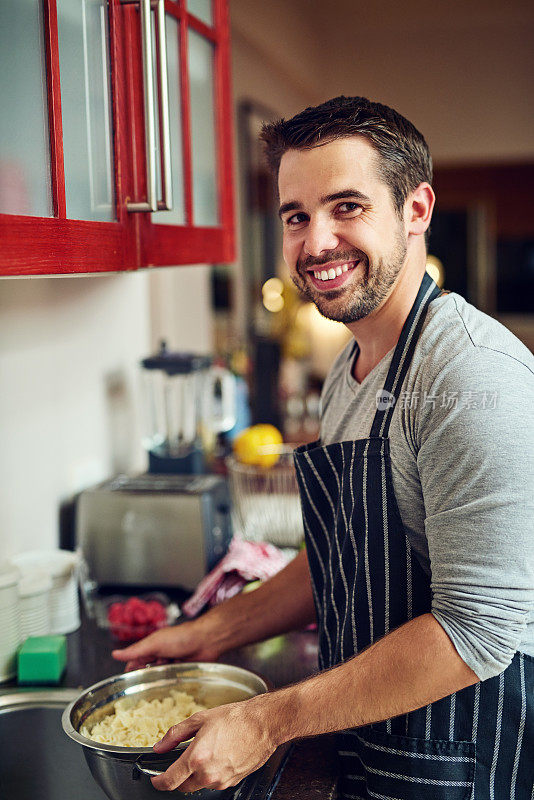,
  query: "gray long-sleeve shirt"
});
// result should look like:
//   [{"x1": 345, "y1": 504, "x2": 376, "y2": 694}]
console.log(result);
[{"x1": 320, "y1": 291, "x2": 534, "y2": 681}]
